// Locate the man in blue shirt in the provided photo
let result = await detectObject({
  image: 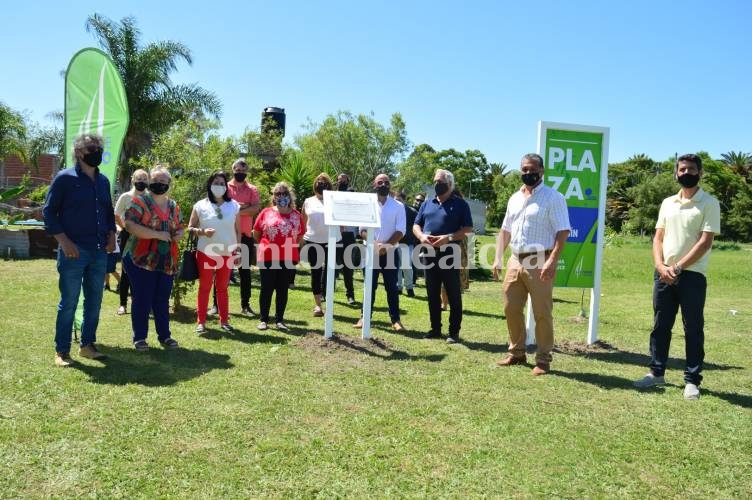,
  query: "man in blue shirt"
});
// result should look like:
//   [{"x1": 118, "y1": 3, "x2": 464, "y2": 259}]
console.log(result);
[
  {"x1": 413, "y1": 169, "x2": 473, "y2": 343},
  {"x1": 43, "y1": 134, "x2": 116, "y2": 366}
]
